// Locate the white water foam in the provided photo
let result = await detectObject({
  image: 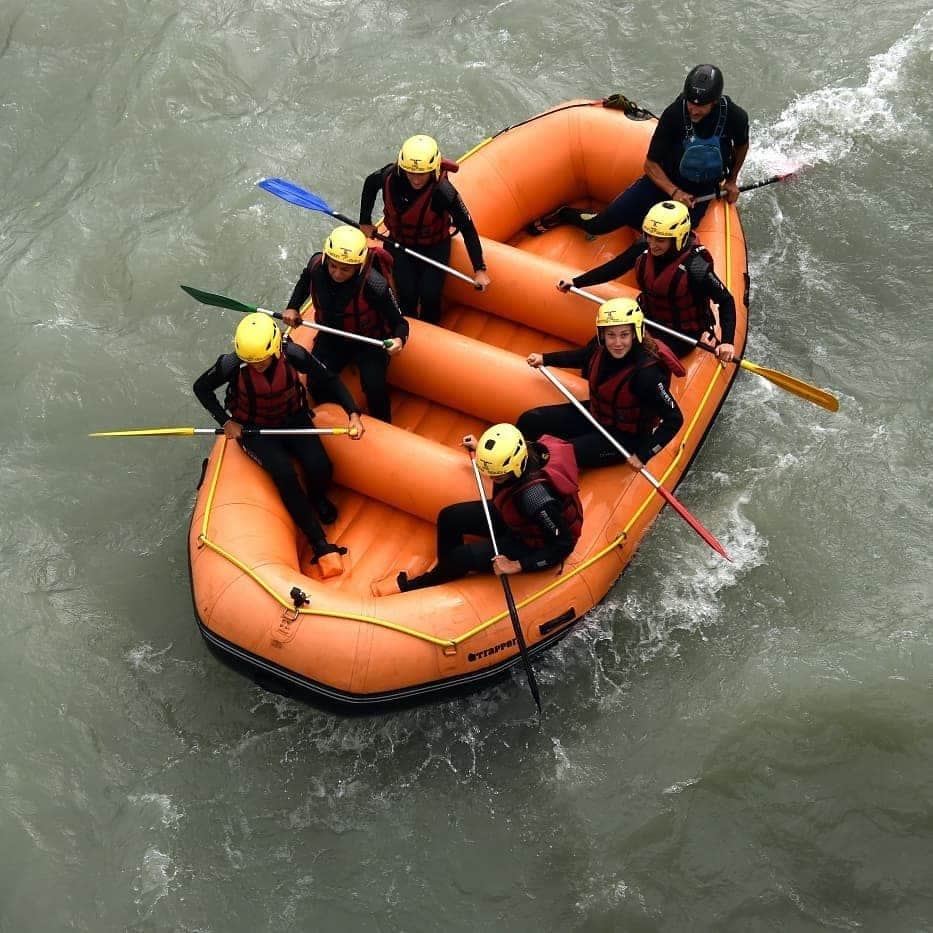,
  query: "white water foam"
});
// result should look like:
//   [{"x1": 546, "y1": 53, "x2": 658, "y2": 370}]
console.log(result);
[
  {"x1": 133, "y1": 846, "x2": 175, "y2": 915},
  {"x1": 550, "y1": 736, "x2": 596, "y2": 787},
  {"x1": 537, "y1": 480, "x2": 769, "y2": 706},
  {"x1": 749, "y1": 11, "x2": 933, "y2": 175},
  {"x1": 128, "y1": 792, "x2": 184, "y2": 830},
  {"x1": 574, "y1": 870, "x2": 646, "y2": 917},
  {"x1": 637, "y1": 492, "x2": 767, "y2": 648},
  {"x1": 125, "y1": 642, "x2": 173, "y2": 673},
  {"x1": 663, "y1": 777, "x2": 699, "y2": 795}
]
